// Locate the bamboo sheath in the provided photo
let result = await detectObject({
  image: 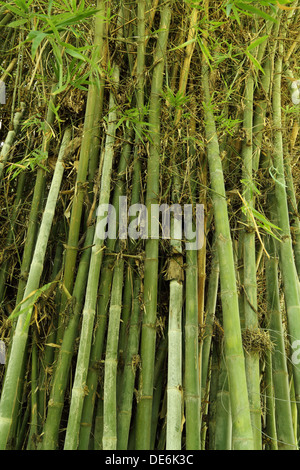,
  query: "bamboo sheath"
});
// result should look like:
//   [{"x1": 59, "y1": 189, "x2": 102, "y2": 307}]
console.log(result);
[
  {"x1": 102, "y1": 256, "x2": 125, "y2": 450},
  {"x1": 271, "y1": 37, "x2": 300, "y2": 423},
  {"x1": 0, "y1": 127, "x2": 72, "y2": 449}
]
